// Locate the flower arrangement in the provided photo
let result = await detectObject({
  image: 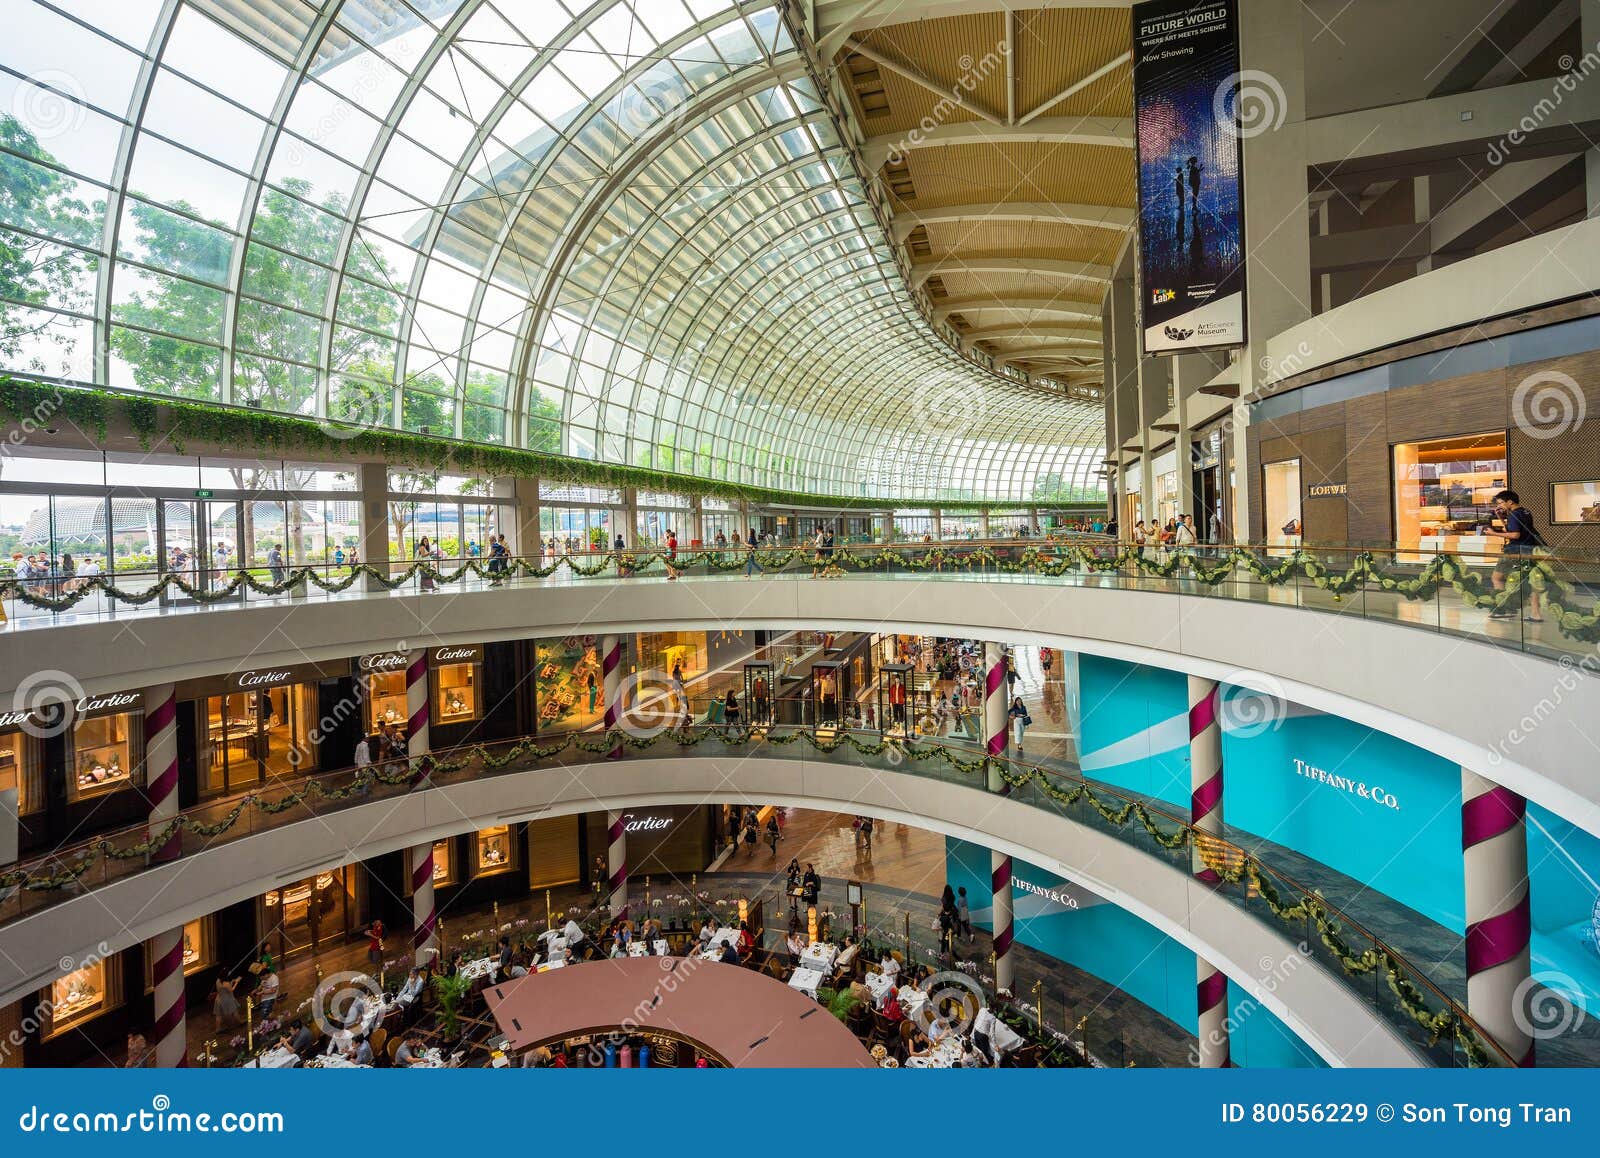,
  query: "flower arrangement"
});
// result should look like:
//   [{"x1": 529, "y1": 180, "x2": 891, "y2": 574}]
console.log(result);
[
  {"x1": 870, "y1": 1044, "x2": 887, "y2": 1061},
  {"x1": 258, "y1": 1018, "x2": 281, "y2": 1037},
  {"x1": 229, "y1": 1035, "x2": 246, "y2": 1050}
]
